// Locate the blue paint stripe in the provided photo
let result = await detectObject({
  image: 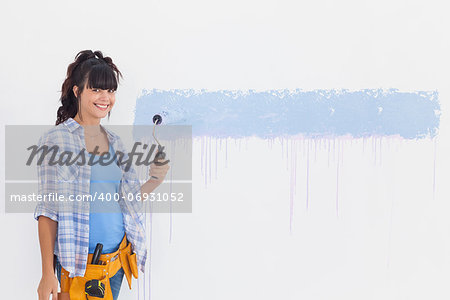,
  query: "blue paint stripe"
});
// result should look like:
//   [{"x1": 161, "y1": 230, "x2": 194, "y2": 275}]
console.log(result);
[{"x1": 134, "y1": 89, "x2": 440, "y2": 139}]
